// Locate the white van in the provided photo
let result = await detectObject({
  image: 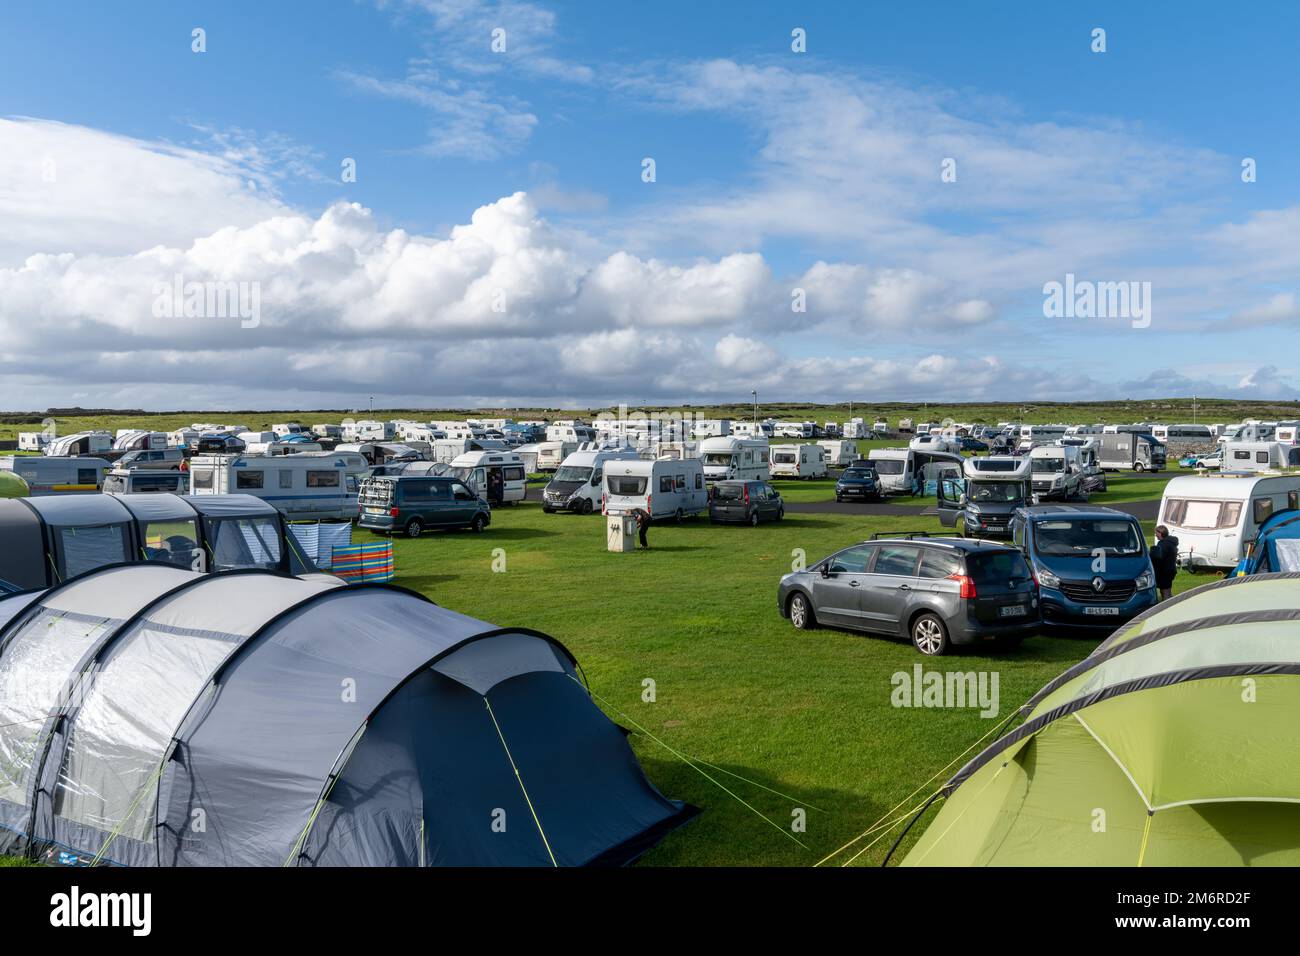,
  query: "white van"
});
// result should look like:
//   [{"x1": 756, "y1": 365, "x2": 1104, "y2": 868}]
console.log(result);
[
  {"x1": 816, "y1": 440, "x2": 860, "y2": 467},
  {"x1": 447, "y1": 450, "x2": 527, "y2": 505},
  {"x1": 1029, "y1": 444, "x2": 1084, "y2": 500},
  {"x1": 542, "y1": 444, "x2": 641, "y2": 514},
  {"x1": 1160, "y1": 473, "x2": 1300, "y2": 570},
  {"x1": 45, "y1": 431, "x2": 113, "y2": 457},
  {"x1": 769, "y1": 443, "x2": 828, "y2": 479},
  {"x1": 188, "y1": 453, "x2": 359, "y2": 520},
  {"x1": 0, "y1": 456, "x2": 108, "y2": 495},
  {"x1": 700, "y1": 436, "x2": 770, "y2": 482},
  {"x1": 238, "y1": 432, "x2": 280, "y2": 454},
  {"x1": 602, "y1": 458, "x2": 708, "y2": 521},
  {"x1": 1223, "y1": 441, "x2": 1300, "y2": 474}
]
